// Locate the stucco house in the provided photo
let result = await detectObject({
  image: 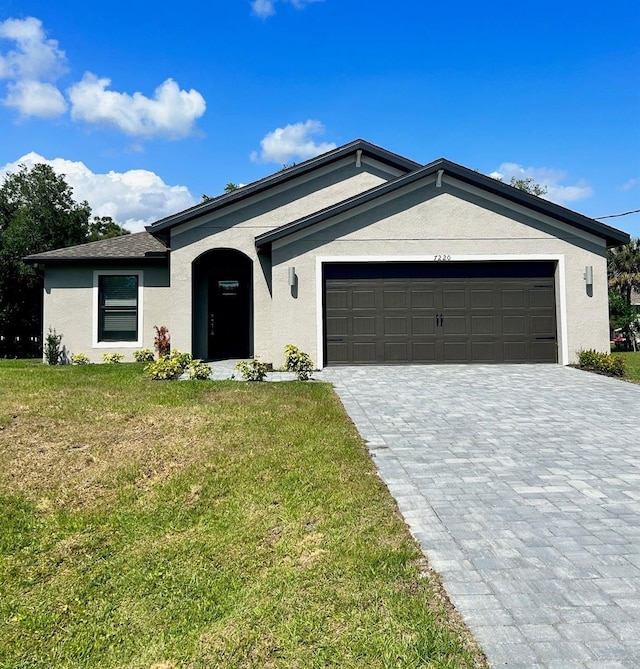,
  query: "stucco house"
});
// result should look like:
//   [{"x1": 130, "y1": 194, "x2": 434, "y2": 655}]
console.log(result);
[{"x1": 26, "y1": 139, "x2": 630, "y2": 367}]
